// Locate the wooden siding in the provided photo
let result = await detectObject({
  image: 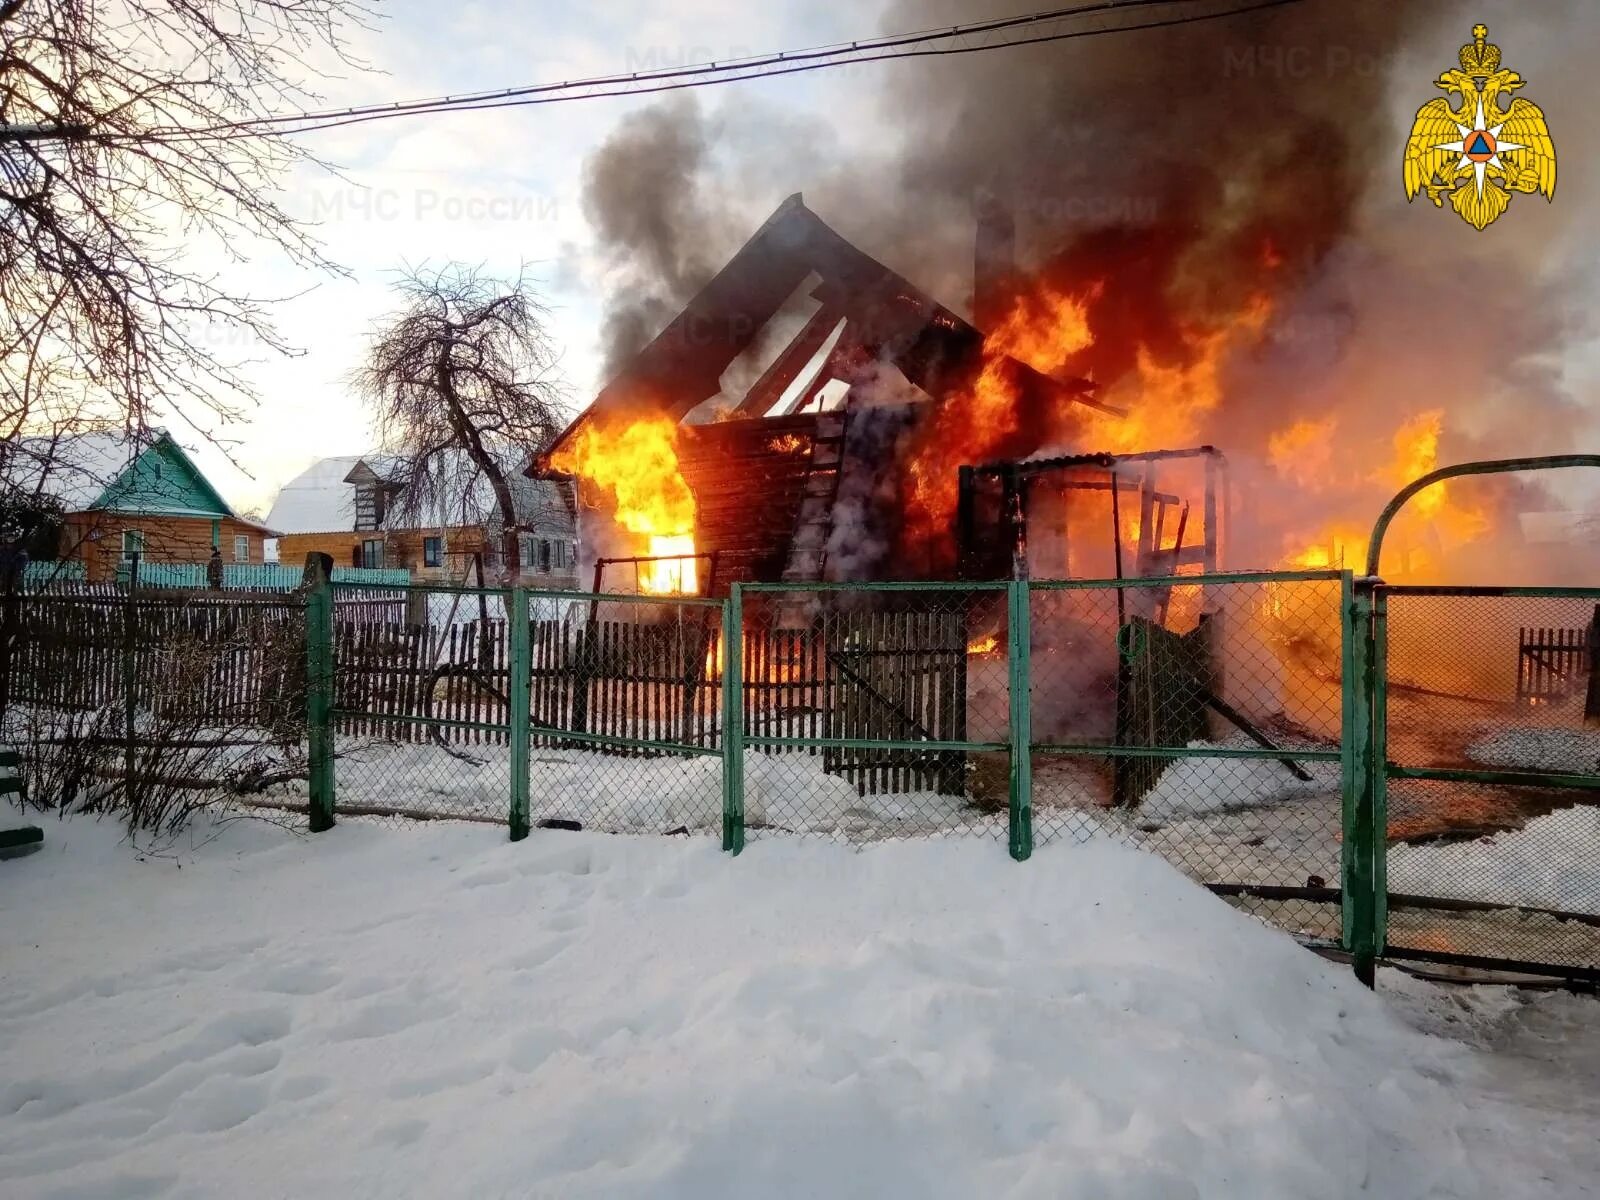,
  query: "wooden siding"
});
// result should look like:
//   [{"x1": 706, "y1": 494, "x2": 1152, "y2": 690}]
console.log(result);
[
  {"x1": 62, "y1": 513, "x2": 272, "y2": 583},
  {"x1": 277, "y1": 524, "x2": 579, "y2": 587},
  {"x1": 677, "y1": 413, "x2": 823, "y2": 589}
]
